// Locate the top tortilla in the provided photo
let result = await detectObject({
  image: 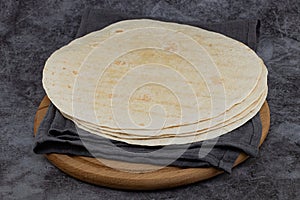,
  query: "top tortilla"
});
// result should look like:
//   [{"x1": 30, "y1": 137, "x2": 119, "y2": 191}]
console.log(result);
[{"x1": 43, "y1": 19, "x2": 265, "y2": 131}]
